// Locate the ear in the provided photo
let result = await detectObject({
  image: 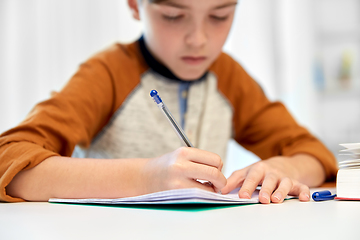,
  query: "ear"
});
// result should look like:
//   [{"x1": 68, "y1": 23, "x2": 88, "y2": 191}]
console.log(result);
[{"x1": 128, "y1": 0, "x2": 141, "y2": 20}]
